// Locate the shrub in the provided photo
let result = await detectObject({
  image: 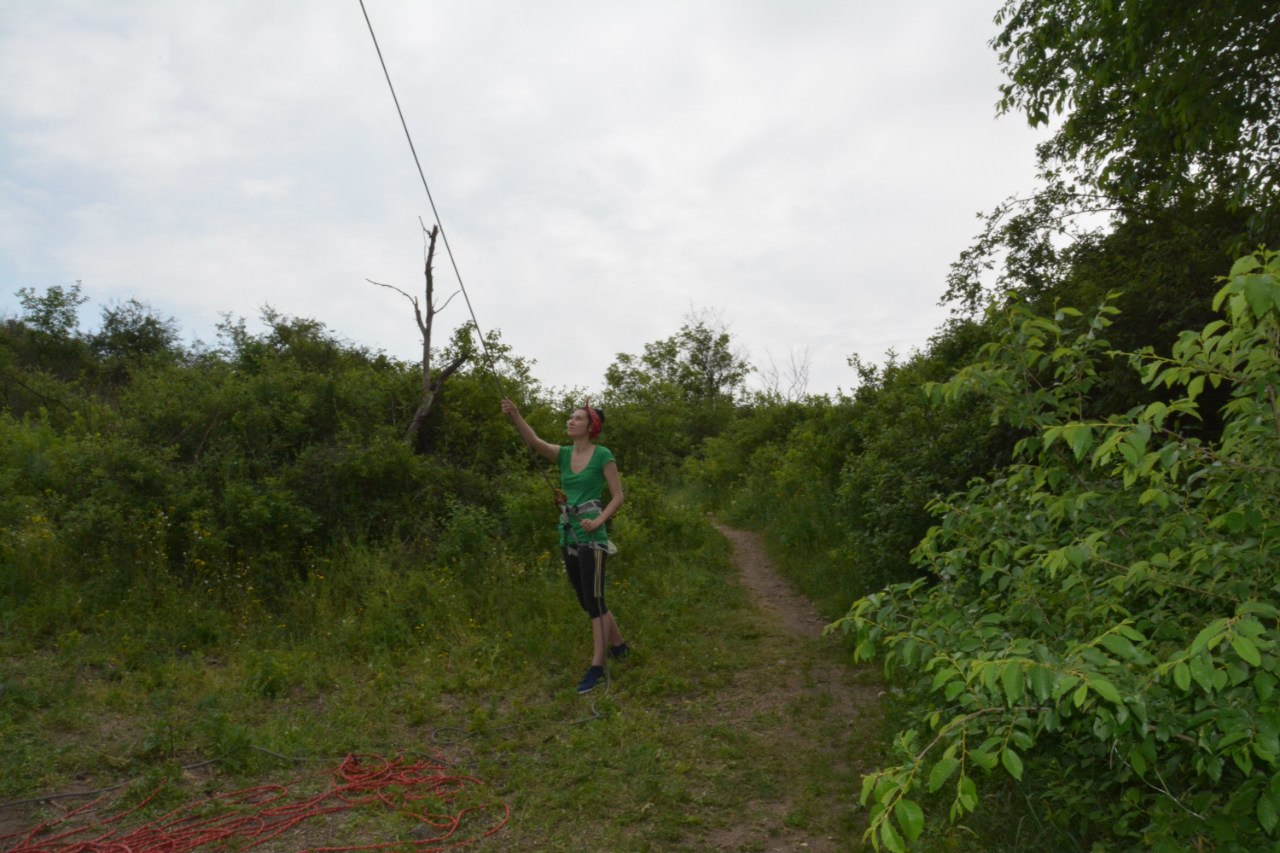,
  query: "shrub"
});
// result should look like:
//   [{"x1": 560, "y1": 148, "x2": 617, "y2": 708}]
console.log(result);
[{"x1": 838, "y1": 251, "x2": 1280, "y2": 852}]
